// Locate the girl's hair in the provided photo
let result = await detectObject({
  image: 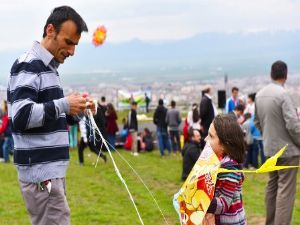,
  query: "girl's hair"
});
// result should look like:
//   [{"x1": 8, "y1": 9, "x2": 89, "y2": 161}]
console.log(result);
[
  {"x1": 213, "y1": 114, "x2": 245, "y2": 163},
  {"x1": 192, "y1": 103, "x2": 199, "y2": 123},
  {"x1": 107, "y1": 103, "x2": 116, "y2": 115}
]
